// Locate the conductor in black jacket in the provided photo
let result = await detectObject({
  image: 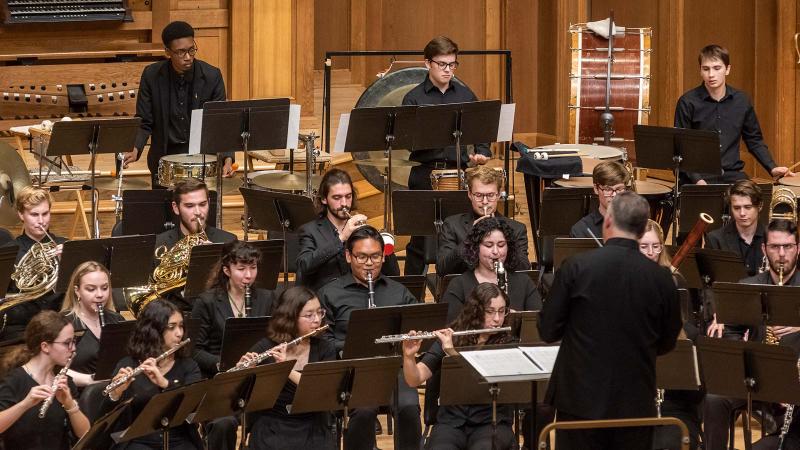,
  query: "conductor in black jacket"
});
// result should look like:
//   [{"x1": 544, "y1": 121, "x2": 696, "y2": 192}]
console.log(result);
[
  {"x1": 123, "y1": 20, "x2": 234, "y2": 187},
  {"x1": 539, "y1": 191, "x2": 682, "y2": 450}
]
